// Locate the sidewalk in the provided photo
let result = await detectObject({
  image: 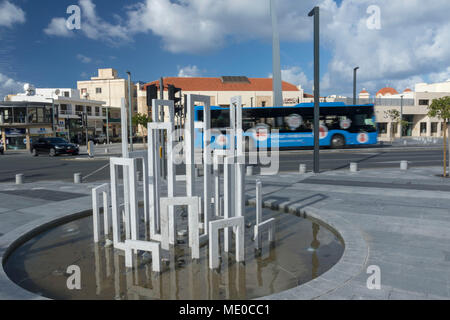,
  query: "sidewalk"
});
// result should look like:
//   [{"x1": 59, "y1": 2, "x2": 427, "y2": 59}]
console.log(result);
[{"x1": 0, "y1": 166, "x2": 449, "y2": 299}]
